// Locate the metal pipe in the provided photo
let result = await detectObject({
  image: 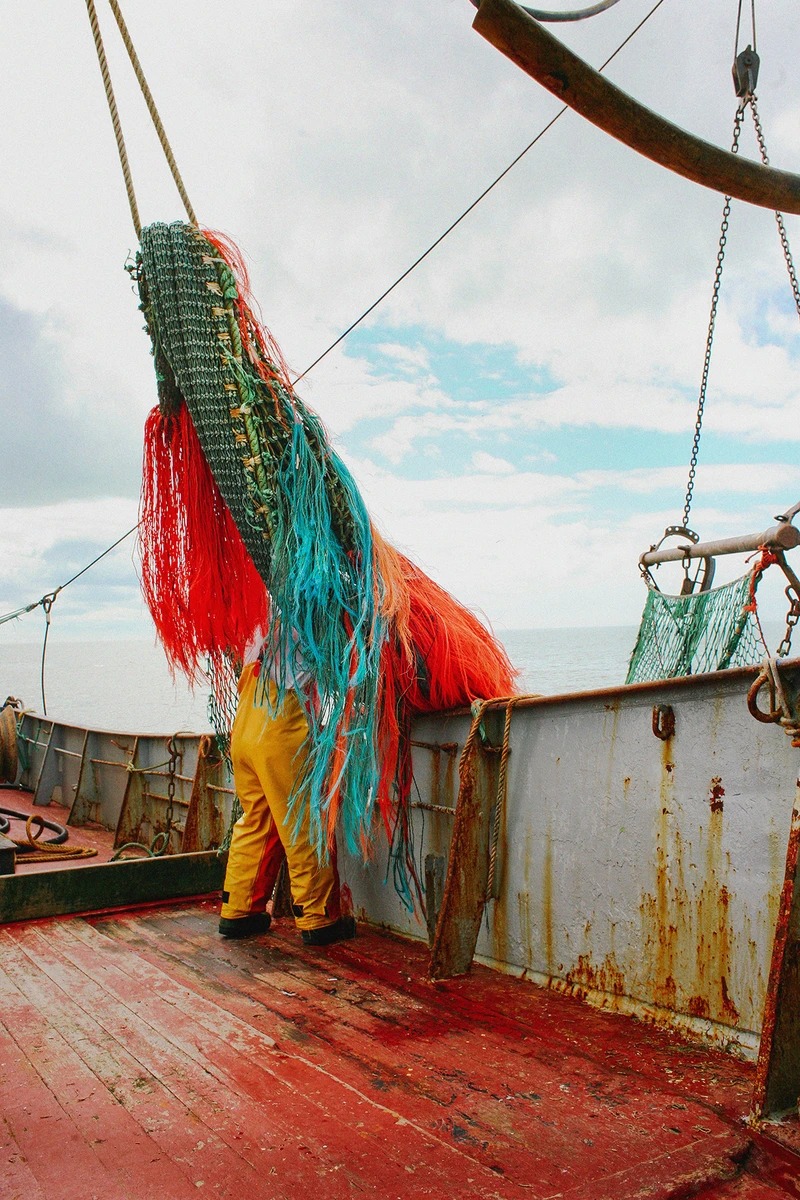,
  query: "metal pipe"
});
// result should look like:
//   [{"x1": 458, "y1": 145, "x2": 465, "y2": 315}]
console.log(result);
[{"x1": 640, "y1": 522, "x2": 800, "y2": 567}]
